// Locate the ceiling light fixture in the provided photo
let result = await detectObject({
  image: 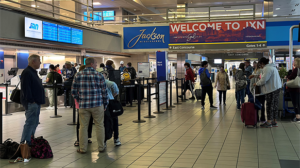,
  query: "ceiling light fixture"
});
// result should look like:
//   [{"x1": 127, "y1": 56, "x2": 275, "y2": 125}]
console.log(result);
[
  {"x1": 273, "y1": 14, "x2": 278, "y2": 17},
  {"x1": 276, "y1": 8, "x2": 280, "y2": 10},
  {"x1": 93, "y1": 2, "x2": 101, "y2": 5},
  {"x1": 31, "y1": 5, "x2": 36, "y2": 7}
]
